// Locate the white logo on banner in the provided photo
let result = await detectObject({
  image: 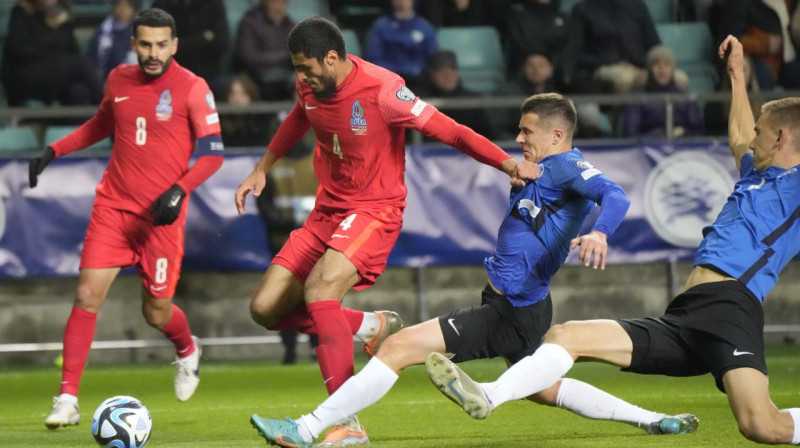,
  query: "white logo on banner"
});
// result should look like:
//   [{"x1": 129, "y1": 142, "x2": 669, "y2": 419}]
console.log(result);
[{"x1": 644, "y1": 151, "x2": 733, "y2": 248}]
